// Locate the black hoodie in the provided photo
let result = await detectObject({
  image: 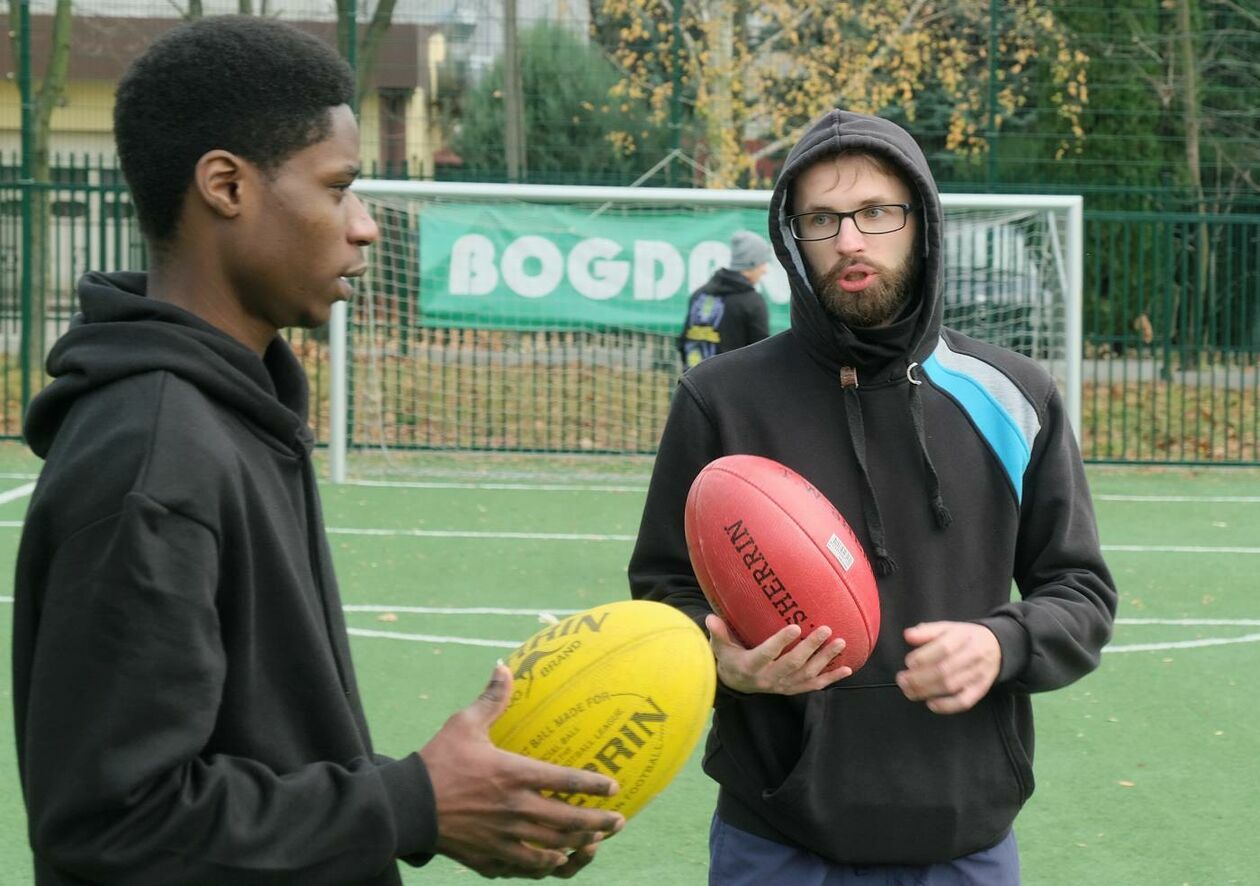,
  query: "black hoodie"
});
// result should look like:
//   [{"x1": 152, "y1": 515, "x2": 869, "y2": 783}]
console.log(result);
[
  {"x1": 678, "y1": 267, "x2": 770, "y2": 368},
  {"x1": 12, "y1": 272, "x2": 435, "y2": 885},
  {"x1": 629, "y1": 111, "x2": 1117, "y2": 864}
]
